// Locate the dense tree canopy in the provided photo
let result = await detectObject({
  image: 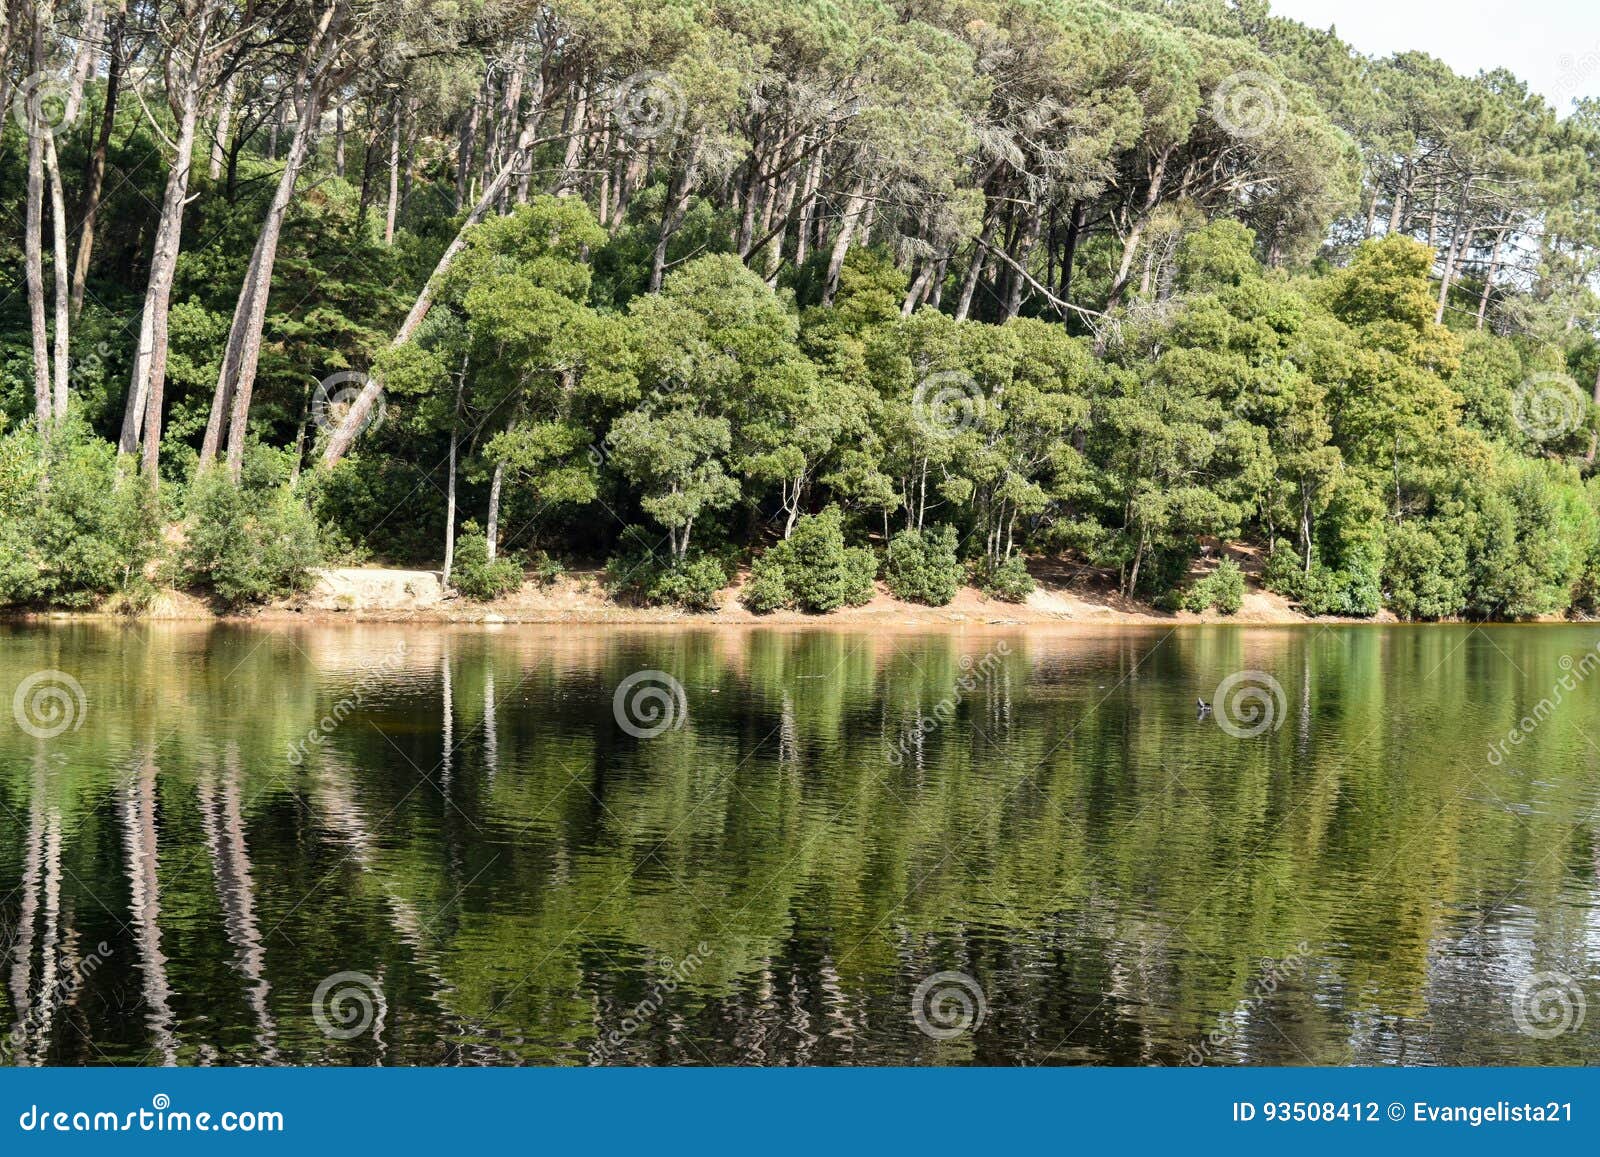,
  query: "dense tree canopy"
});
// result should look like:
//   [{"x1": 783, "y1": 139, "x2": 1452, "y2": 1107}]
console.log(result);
[{"x1": 4, "y1": 0, "x2": 1600, "y2": 618}]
